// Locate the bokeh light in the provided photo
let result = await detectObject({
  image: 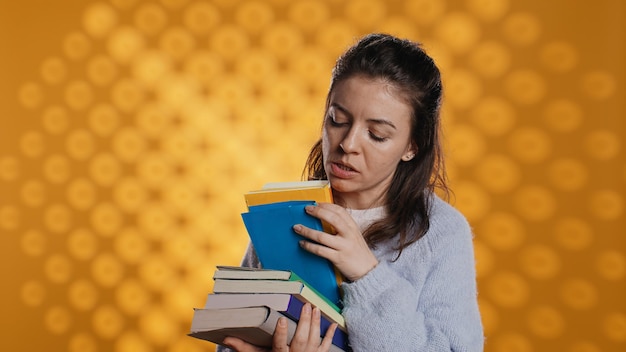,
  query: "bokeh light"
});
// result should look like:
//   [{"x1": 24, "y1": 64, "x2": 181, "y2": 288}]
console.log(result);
[{"x1": 1, "y1": 1, "x2": 623, "y2": 352}]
